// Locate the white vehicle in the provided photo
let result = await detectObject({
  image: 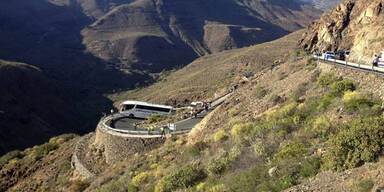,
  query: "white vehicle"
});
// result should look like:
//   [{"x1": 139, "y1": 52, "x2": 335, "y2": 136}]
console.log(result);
[
  {"x1": 187, "y1": 102, "x2": 204, "y2": 110},
  {"x1": 119, "y1": 101, "x2": 173, "y2": 119},
  {"x1": 378, "y1": 51, "x2": 384, "y2": 67}
]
